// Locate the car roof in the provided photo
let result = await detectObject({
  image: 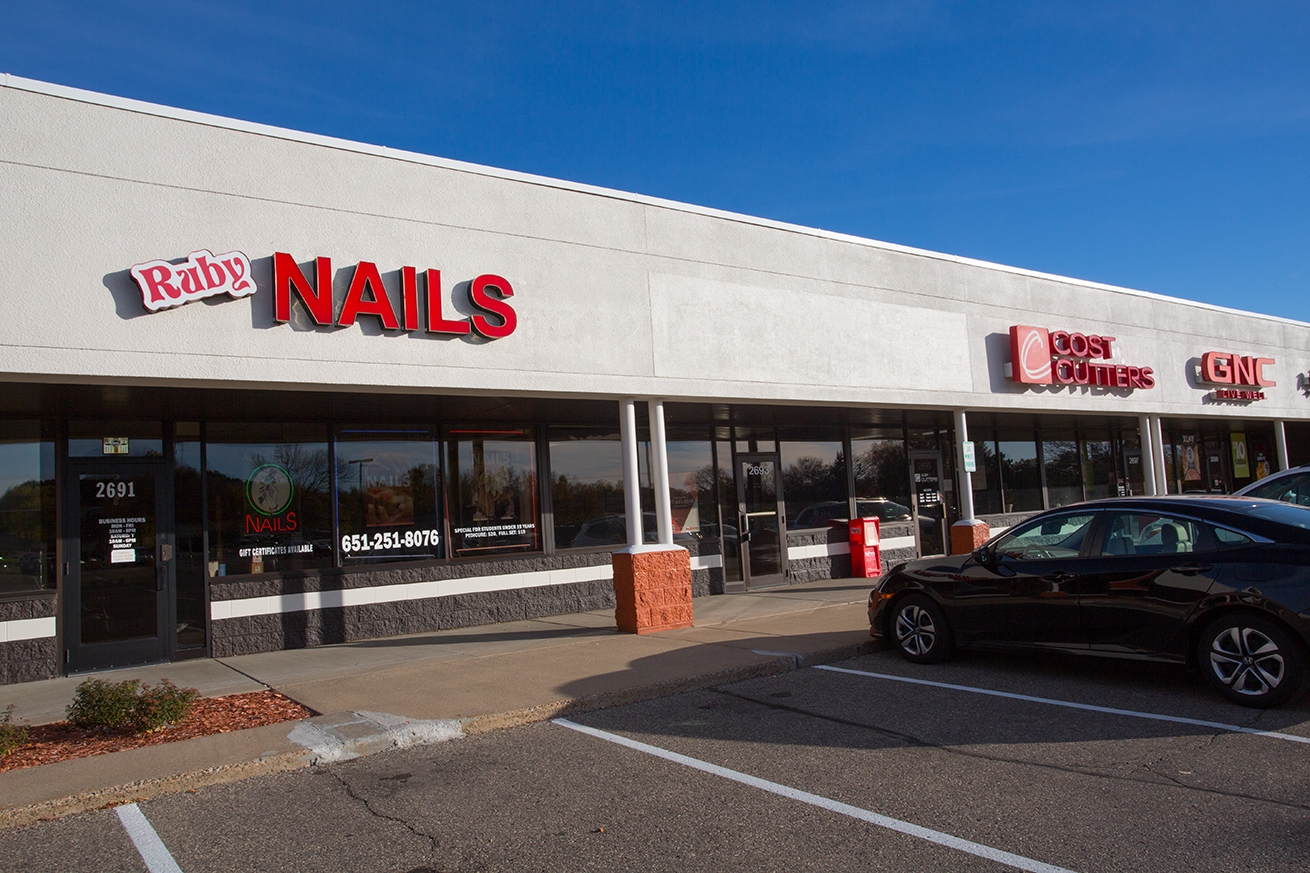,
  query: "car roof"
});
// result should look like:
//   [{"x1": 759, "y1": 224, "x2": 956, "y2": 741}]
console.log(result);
[
  {"x1": 1030, "y1": 495, "x2": 1310, "y2": 539},
  {"x1": 1233, "y1": 465, "x2": 1310, "y2": 495}
]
